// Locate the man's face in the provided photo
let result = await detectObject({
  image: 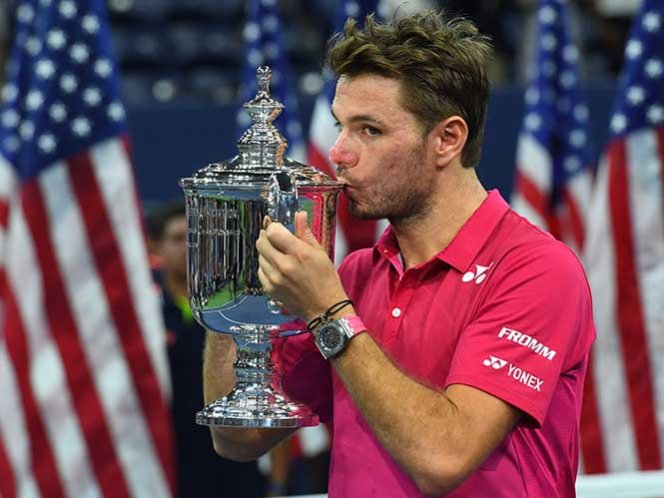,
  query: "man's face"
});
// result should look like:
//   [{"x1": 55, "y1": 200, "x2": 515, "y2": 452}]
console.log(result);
[
  {"x1": 329, "y1": 74, "x2": 435, "y2": 223},
  {"x1": 158, "y1": 214, "x2": 187, "y2": 279}
]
